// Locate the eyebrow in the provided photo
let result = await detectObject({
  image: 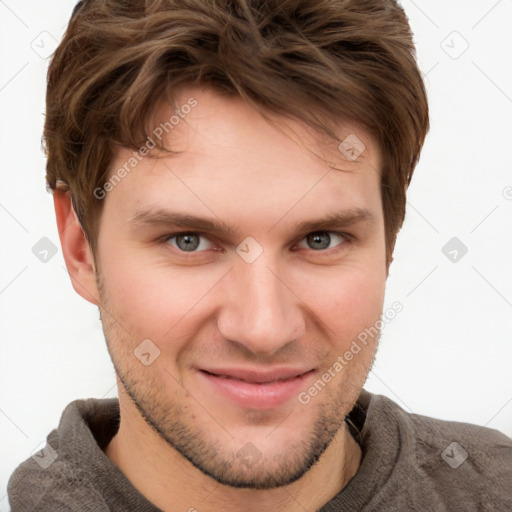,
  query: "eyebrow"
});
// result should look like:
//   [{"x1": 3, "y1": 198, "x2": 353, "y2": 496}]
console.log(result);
[
  {"x1": 293, "y1": 207, "x2": 376, "y2": 233},
  {"x1": 129, "y1": 207, "x2": 376, "y2": 236}
]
